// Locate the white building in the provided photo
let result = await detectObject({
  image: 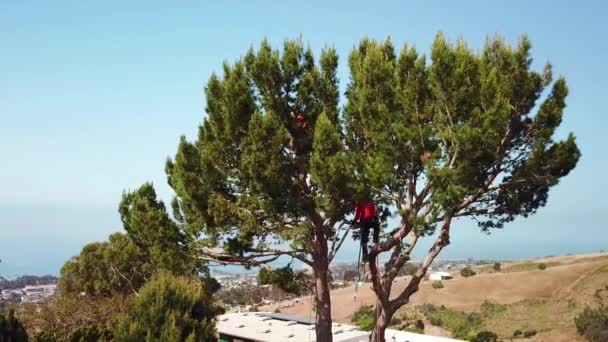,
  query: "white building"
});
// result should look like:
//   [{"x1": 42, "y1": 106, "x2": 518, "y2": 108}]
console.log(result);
[
  {"x1": 429, "y1": 271, "x2": 453, "y2": 281},
  {"x1": 217, "y1": 312, "x2": 465, "y2": 342},
  {"x1": 21, "y1": 284, "x2": 56, "y2": 302}
]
